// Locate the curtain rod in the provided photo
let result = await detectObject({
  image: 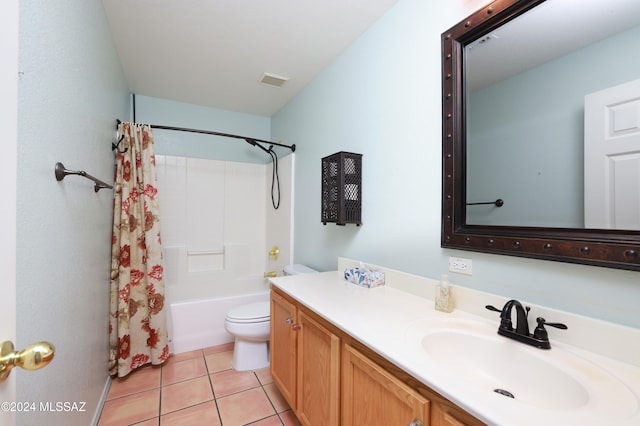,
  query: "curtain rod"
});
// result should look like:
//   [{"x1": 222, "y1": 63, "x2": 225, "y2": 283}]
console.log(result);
[
  {"x1": 115, "y1": 119, "x2": 295, "y2": 152},
  {"x1": 147, "y1": 123, "x2": 295, "y2": 152},
  {"x1": 117, "y1": 92, "x2": 296, "y2": 155}
]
